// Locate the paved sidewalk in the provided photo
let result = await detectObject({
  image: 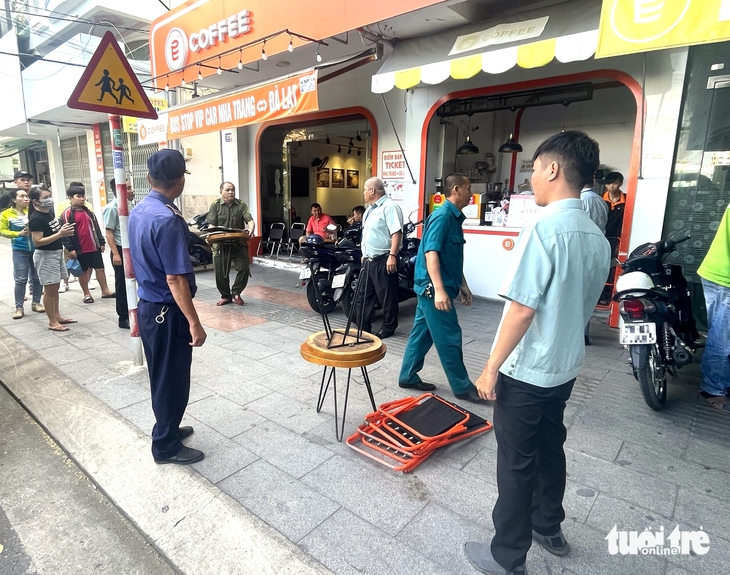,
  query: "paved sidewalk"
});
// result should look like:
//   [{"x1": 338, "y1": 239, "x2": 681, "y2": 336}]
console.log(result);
[{"x1": 0, "y1": 243, "x2": 729, "y2": 575}]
